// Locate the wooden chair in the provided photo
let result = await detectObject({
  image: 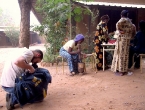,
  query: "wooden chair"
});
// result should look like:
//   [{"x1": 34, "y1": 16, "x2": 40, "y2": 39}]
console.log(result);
[
  {"x1": 139, "y1": 54, "x2": 145, "y2": 73},
  {"x1": 56, "y1": 53, "x2": 97, "y2": 74},
  {"x1": 56, "y1": 55, "x2": 65, "y2": 74},
  {"x1": 83, "y1": 53, "x2": 98, "y2": 73}
]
